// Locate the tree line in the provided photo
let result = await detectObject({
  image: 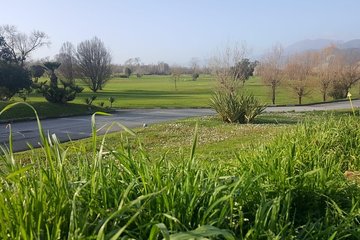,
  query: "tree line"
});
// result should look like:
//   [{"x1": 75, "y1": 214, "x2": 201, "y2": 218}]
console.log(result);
[{"x1": 257, "y1": 45, "x2": 360, "y2": 105}]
